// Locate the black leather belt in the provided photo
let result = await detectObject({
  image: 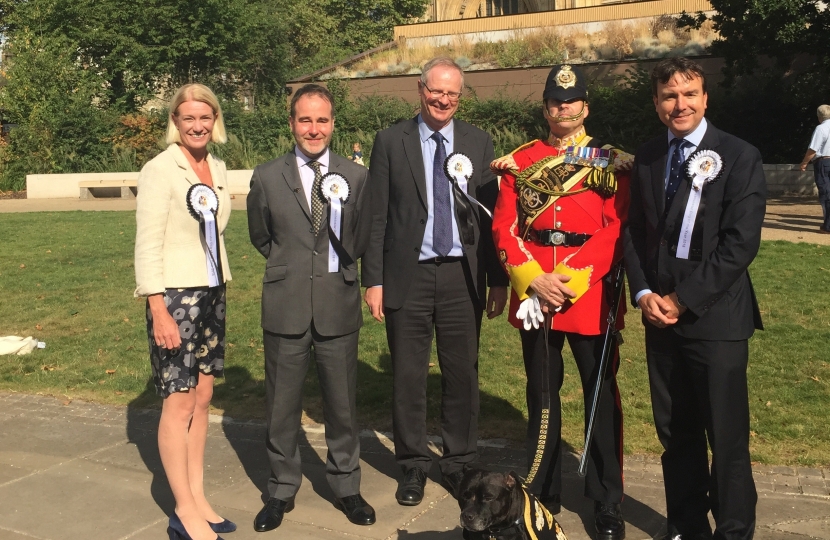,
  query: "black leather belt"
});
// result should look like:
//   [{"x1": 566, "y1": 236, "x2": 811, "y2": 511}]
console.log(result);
[
  {"x1": 419, "y1": 255, "x2": 464, "y2": 264},
  {"x1": 533, "y1": 229, "x2": 592, "y2": 247}
]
